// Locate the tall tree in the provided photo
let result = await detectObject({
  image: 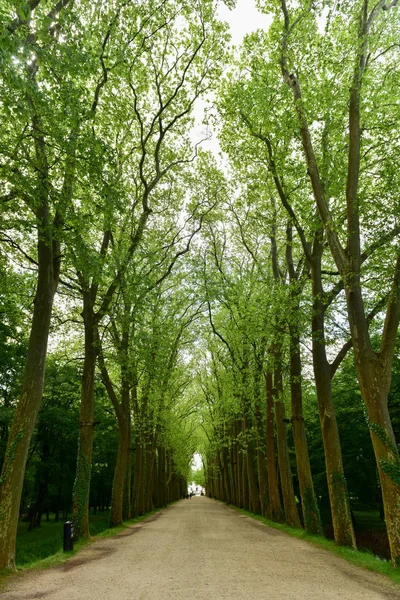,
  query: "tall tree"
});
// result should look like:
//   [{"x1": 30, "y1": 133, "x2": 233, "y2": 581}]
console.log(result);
[{"x1": 275, "y1": 0, "x2": 400, "y2": 564}]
